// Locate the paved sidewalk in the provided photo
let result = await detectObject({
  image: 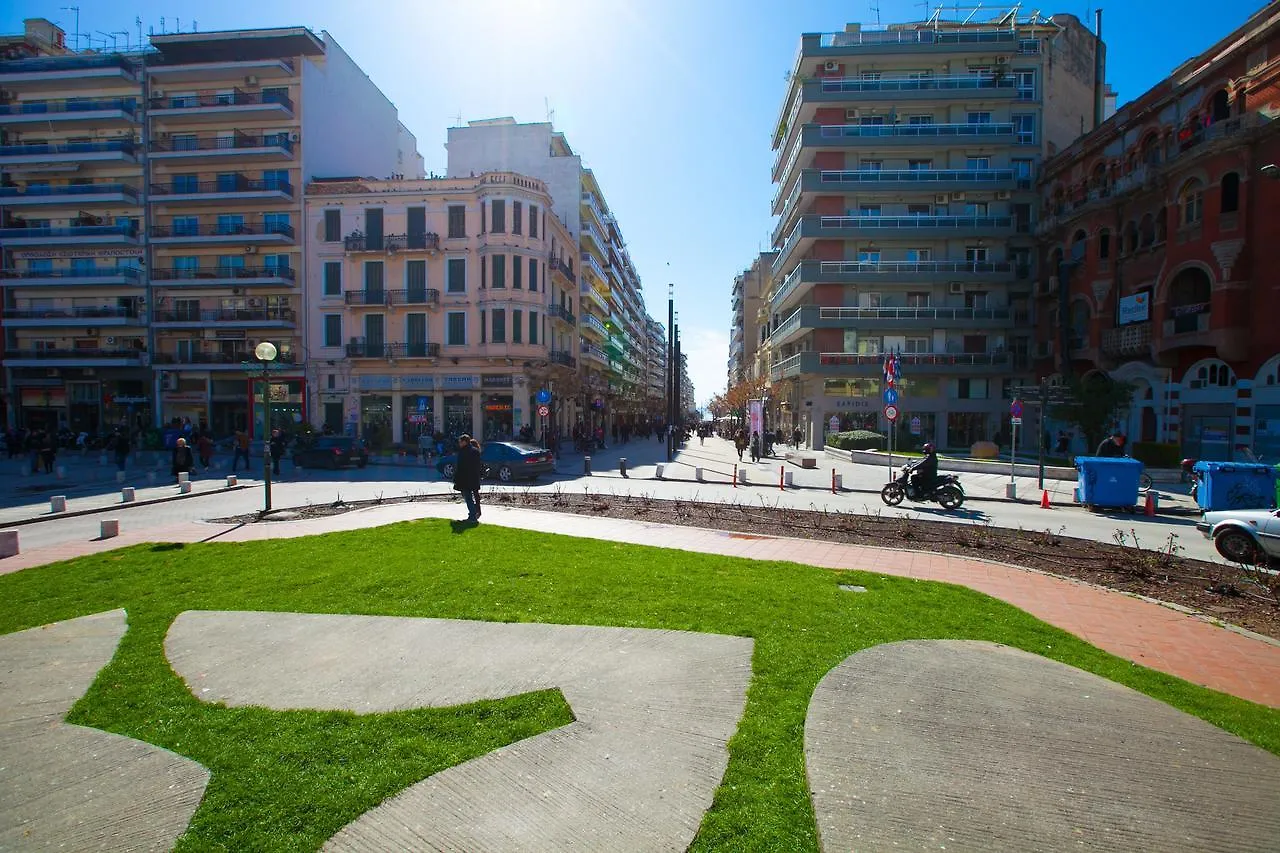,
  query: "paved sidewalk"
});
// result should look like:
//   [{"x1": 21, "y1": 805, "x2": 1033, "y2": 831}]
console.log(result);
[{"x1": 2, "y1": 500, "x2": 1276, "y2": 708}]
